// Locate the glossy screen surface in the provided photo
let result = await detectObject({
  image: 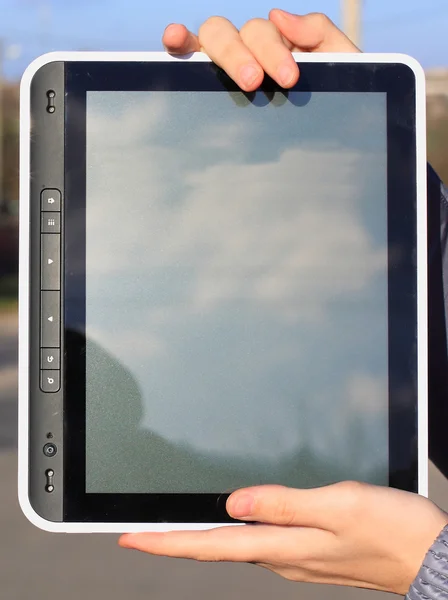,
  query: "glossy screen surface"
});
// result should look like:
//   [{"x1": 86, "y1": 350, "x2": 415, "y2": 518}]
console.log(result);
[{"x1": 84, "y1": 90, "x2": 389, "y2": 493}]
